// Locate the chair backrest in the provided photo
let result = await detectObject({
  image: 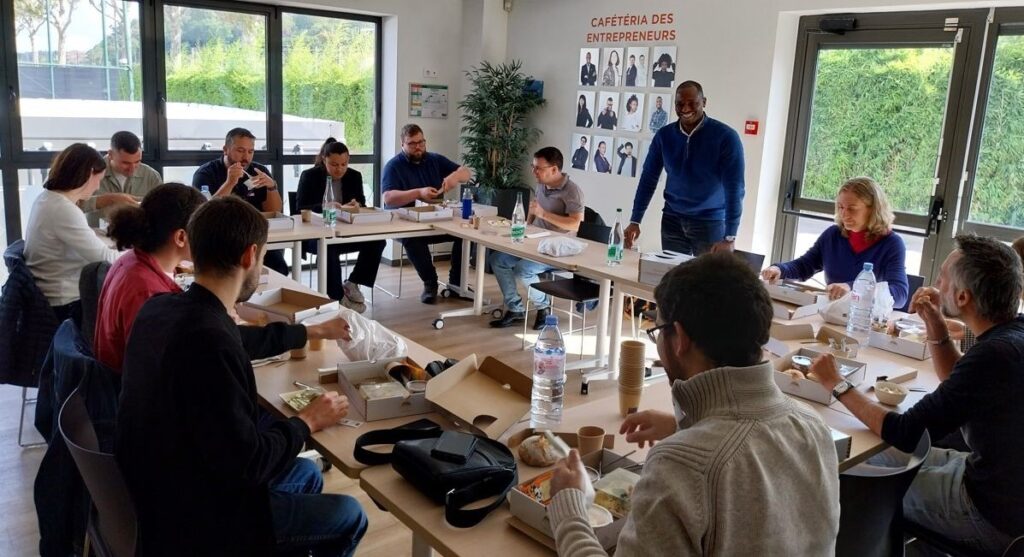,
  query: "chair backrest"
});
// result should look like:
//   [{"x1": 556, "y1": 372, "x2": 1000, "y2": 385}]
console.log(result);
[
  {"x1": 835, "y1": 431, "x2": 931, "y2": 557},
  {"x1": 1004, "y1": 536, "x2": 1024, "y2": 557},
  {"x1": 894, "y1": 274, "x2": 925, "y2": 313},
  {"x1": 59, "y1": 388, "x2": 137, "y2": 557},
  {"x1": 287, "y1": 191, "x2": 298, "y2": 216},
  {"x1": 583, "y1": 206, "x2": 606, "y2": 227},
  {"x1": 733, "y1": 249, "x2": 765, "y2": 273},
  {"x1": 79, "y1": 261, "x2": 112, "y2": 348},
  {"x1": 577, "y1": 222, "x2": 611, "y2": 244}
]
